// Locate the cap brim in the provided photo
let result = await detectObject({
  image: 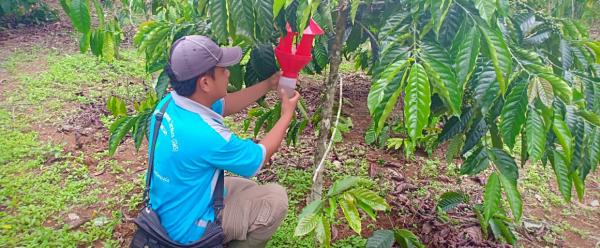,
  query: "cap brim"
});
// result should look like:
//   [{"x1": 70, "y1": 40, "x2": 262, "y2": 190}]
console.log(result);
[{"x1": 216, "y1": 47, "x2": 243, "y2": 67}]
